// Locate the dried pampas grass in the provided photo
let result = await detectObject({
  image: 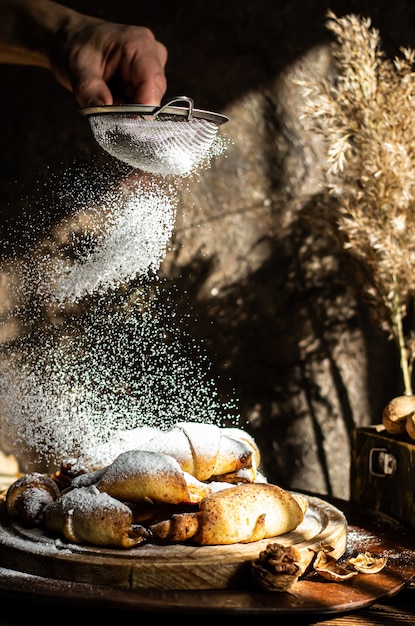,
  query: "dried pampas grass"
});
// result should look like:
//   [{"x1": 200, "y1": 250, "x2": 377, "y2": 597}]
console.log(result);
[{"x1": 299, "y1": 10, "x2": 415, "y2": 395}]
